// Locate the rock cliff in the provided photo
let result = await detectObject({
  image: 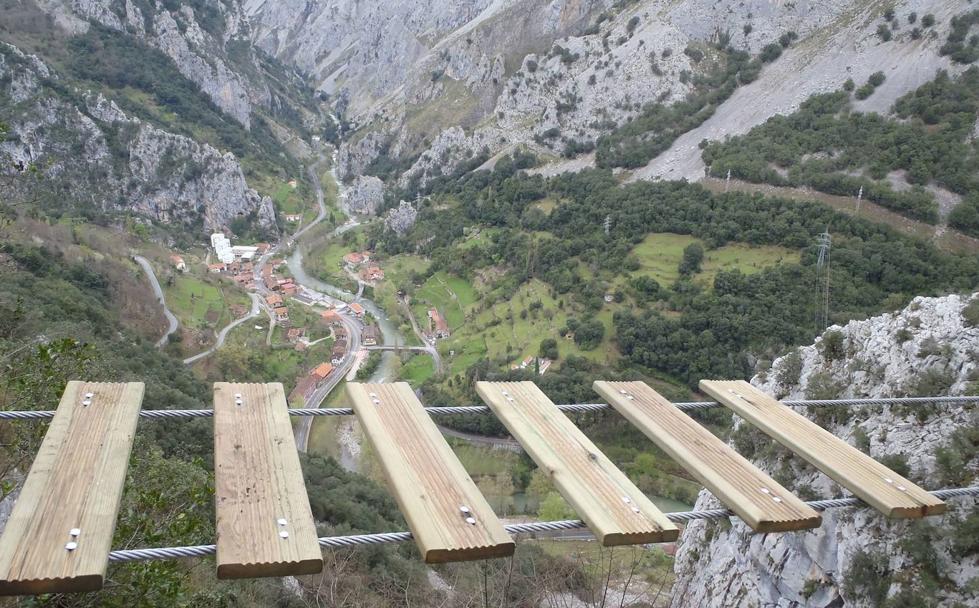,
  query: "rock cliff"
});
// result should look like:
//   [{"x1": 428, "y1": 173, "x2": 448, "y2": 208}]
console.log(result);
[
  {"x1": 255, "y1": 0, "x2": 972, "y2": 202},
  {"x1": 37, "y1": 0, "x2": 274, "y2": 127},
  {"x1": 670, "y1": 293, "x2": 979, "y2": 607},
  {"x1": 0, "y1": 43, "x2": 275, "y2": 234}
]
